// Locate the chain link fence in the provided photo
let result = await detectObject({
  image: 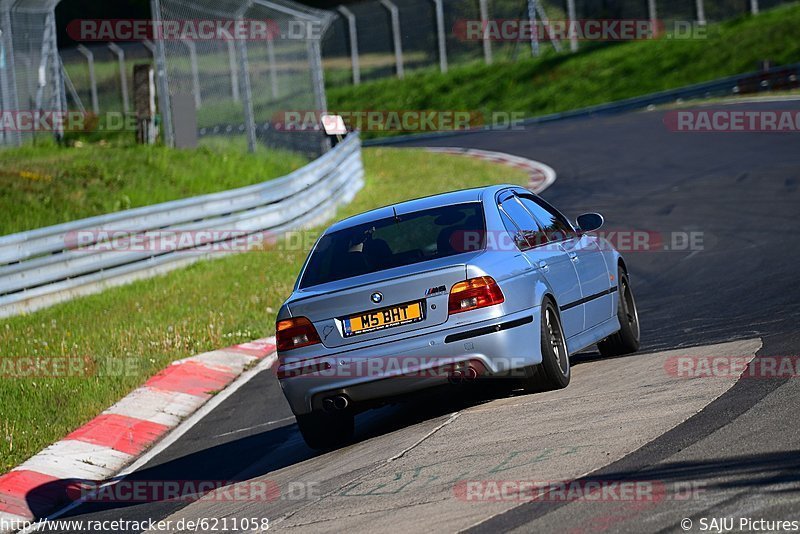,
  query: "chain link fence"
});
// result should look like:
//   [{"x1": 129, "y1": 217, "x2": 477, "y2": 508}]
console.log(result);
[
  {"x1": 0, "y1": 0, "x2": 64, "y2": 146},
  {"x1": 151, "y1": 0, "x2": 335, "y2": 157},
  {"x1": 322, "y1": 0, "x2": 799, "y2": 87}
]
